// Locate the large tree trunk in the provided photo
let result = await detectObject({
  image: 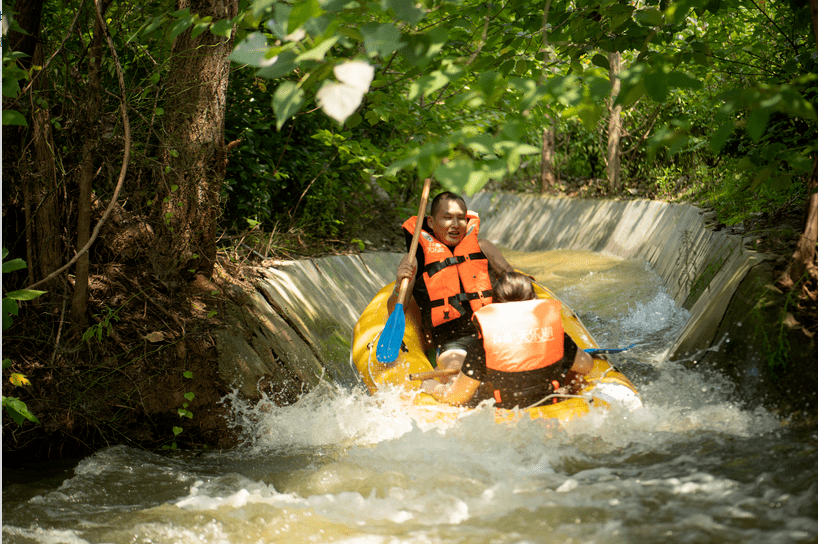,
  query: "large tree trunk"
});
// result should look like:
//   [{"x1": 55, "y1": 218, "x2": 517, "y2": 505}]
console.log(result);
[
  {"x1": 606, "y1": 51, "x2": 622, "y2": 191},
  {"x1": 70, "y1": 1, "x2": 108, "y2": 325},
  {"x1": 153, "y1": 0, "x2": 238, "y2": 283},
  {"x1": 6, "y1": 0, "x2": 62, "y2": 287}
]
